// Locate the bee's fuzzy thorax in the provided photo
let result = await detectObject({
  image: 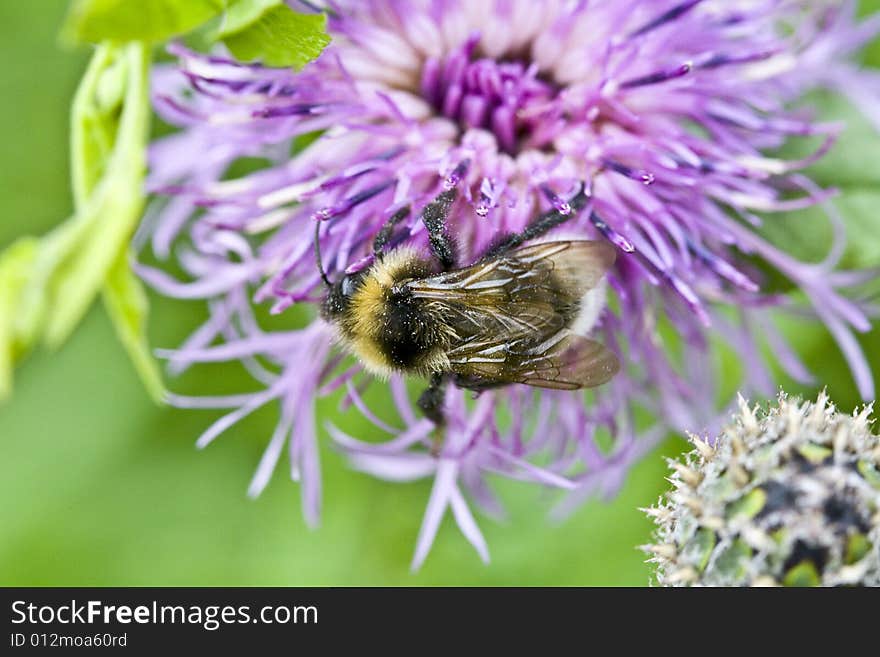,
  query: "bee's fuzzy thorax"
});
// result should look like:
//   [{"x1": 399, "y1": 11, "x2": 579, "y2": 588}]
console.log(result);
[
  {"x1": 348, "y1": 247, "x2": 427, "y2": 335},
  {"x1": 369, "y1": 247, "x2": 429, "y2": 288}
]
